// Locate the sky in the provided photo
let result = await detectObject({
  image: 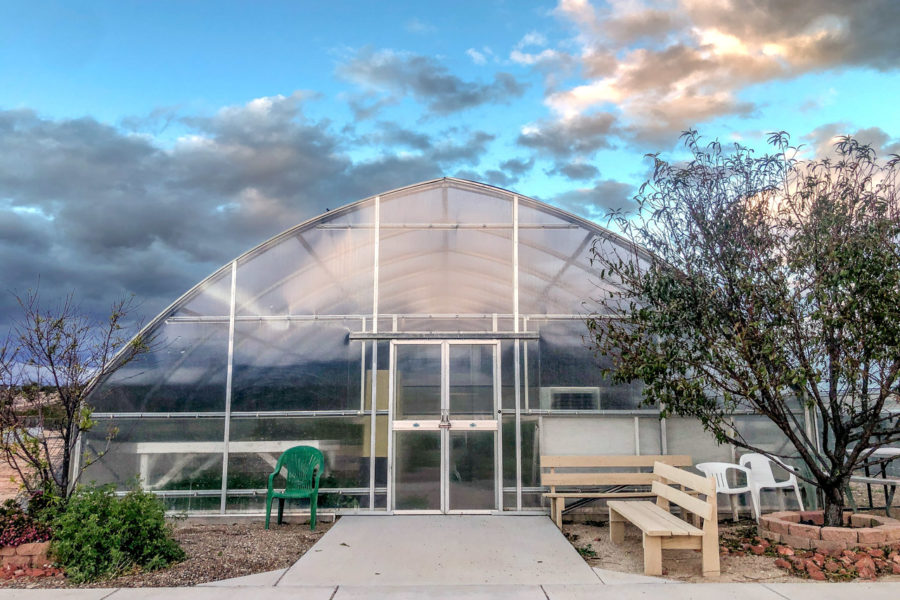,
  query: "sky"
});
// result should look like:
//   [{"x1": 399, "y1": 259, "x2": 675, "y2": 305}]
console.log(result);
[{"x1": 1, "y1": 0, "x2": 899, "y2": 330}]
